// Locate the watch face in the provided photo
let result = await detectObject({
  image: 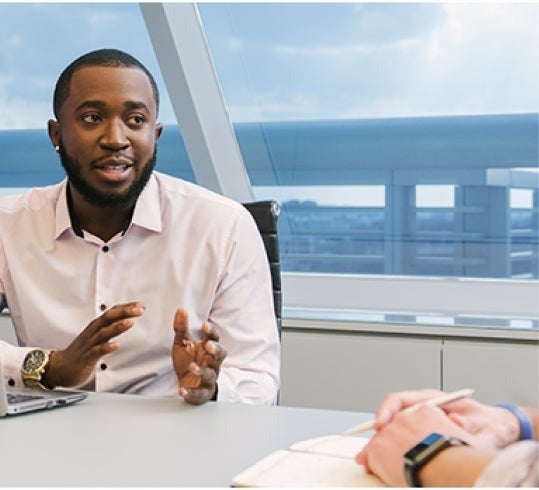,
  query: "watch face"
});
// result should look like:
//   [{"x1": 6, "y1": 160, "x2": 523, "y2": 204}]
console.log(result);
[
  {"x1": 405, "y1": 432, "x2": 450, "y2": 465},
  {"x1": 23, "y1": 350, "x2": 47, "y2": 372}
]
